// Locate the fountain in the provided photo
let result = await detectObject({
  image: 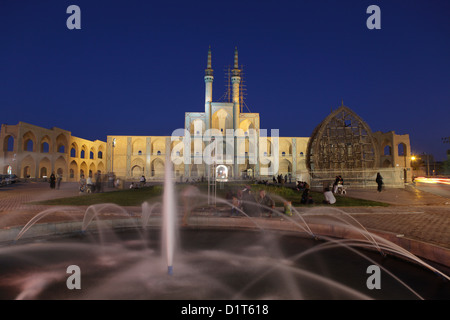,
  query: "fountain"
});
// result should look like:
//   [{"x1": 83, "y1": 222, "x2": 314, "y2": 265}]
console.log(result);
[
  {"x1": 0, "y1": 173, "x2": 449, "y2": 300},
  {"x1": 162, "y1": 155, "x2": 176, "y2": 275}
]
